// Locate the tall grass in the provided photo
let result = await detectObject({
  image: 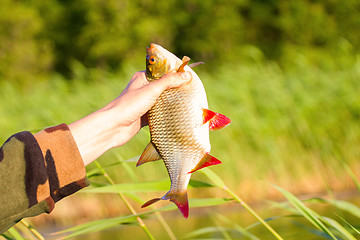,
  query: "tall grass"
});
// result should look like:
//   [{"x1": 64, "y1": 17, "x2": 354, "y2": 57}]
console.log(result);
[{"x1": 1, "y1": 49, "x2": 360, "y2": 239}]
